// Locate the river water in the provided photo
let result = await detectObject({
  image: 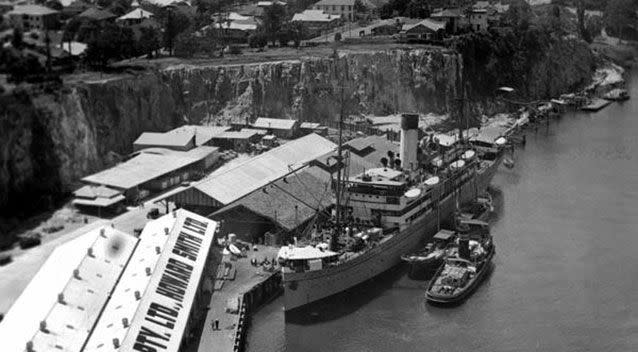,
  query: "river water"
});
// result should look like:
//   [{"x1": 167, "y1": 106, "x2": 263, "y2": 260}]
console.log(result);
[{"x1": 247, "y1": 68, "x2": 638, "y2": 352}]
